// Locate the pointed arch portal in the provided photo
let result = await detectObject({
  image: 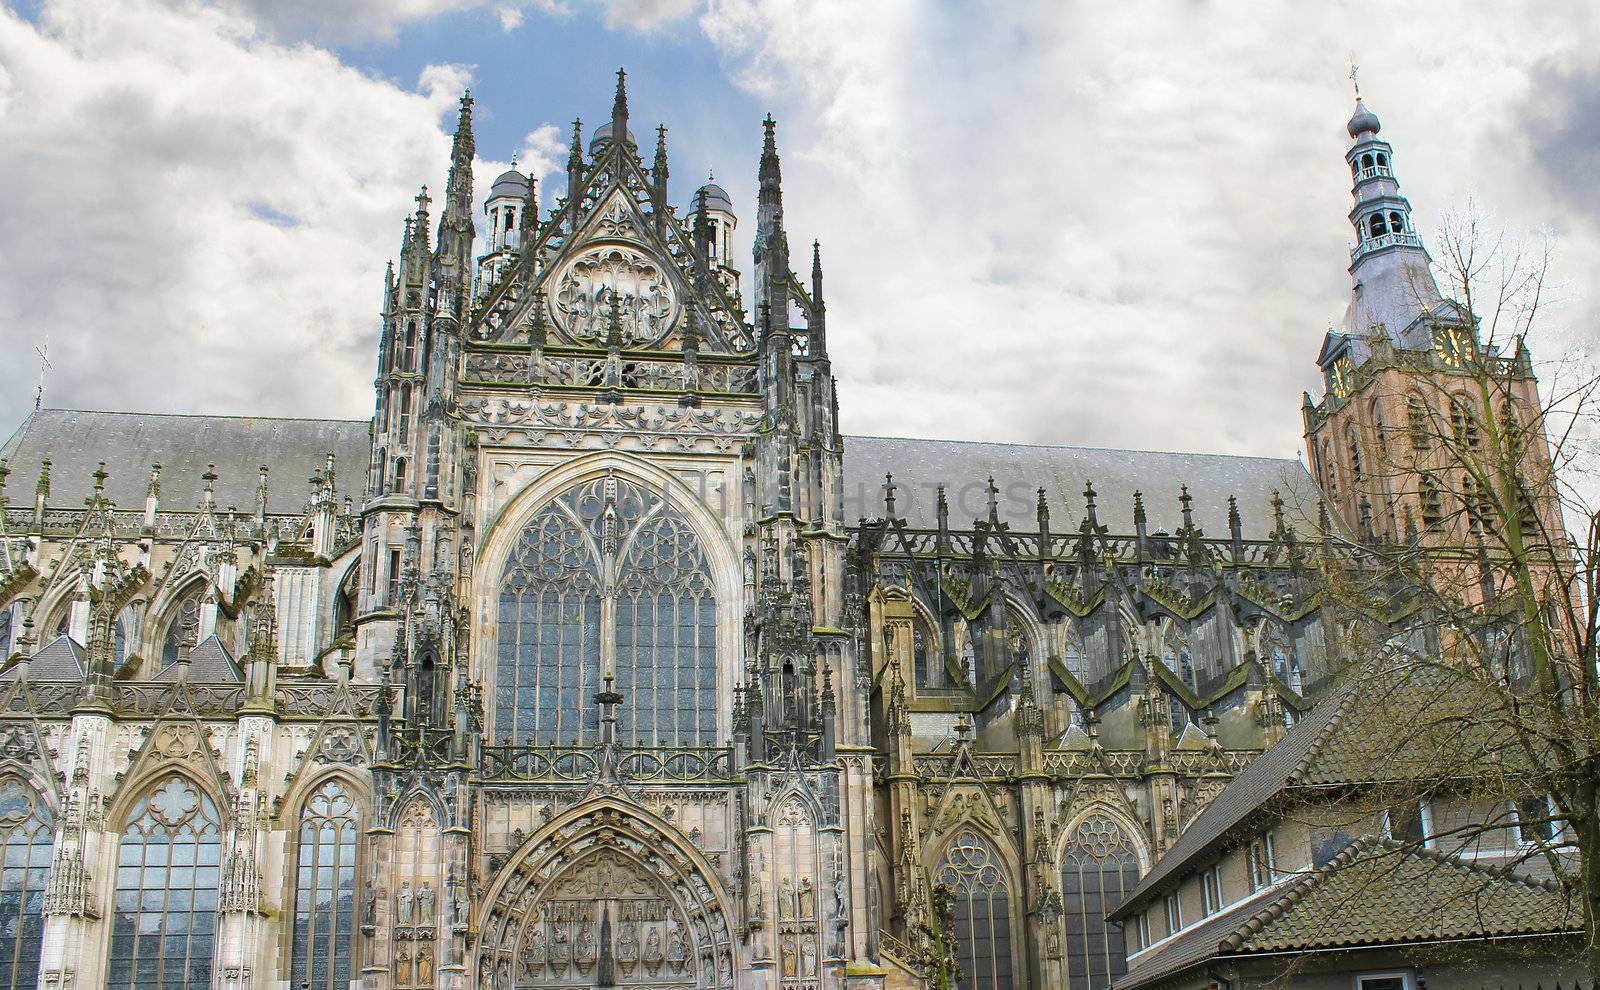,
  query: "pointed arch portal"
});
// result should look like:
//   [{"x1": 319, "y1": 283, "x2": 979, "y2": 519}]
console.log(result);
[{"x1": 475, "y1": 801, "x2": 735, "y2": 990}]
